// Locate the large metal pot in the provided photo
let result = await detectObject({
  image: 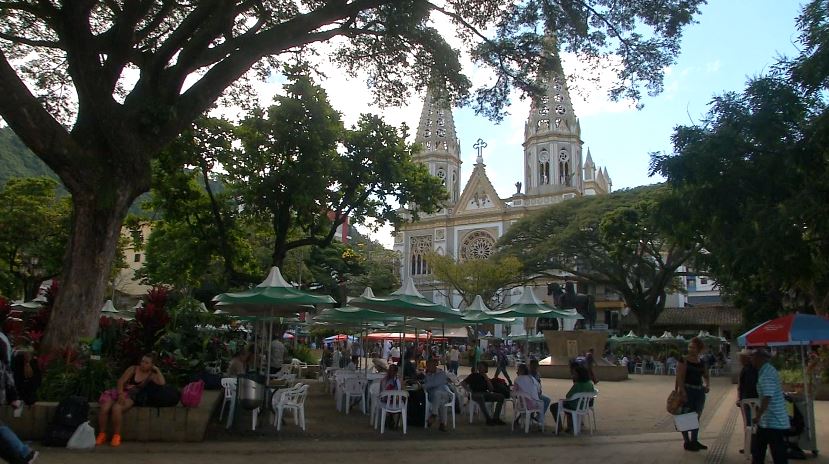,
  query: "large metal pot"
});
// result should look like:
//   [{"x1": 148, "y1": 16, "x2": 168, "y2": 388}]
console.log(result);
[{"x1": 237, "y1": 377, "x2": 265, "y2": 410}]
